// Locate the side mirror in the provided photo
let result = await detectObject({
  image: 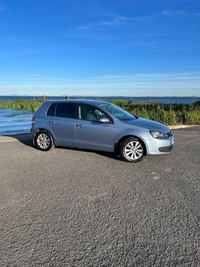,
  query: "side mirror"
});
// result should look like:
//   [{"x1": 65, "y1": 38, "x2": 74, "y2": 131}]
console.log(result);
[{"x1": 99, "y1": 117, "x2": 110, "y2": 123}]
